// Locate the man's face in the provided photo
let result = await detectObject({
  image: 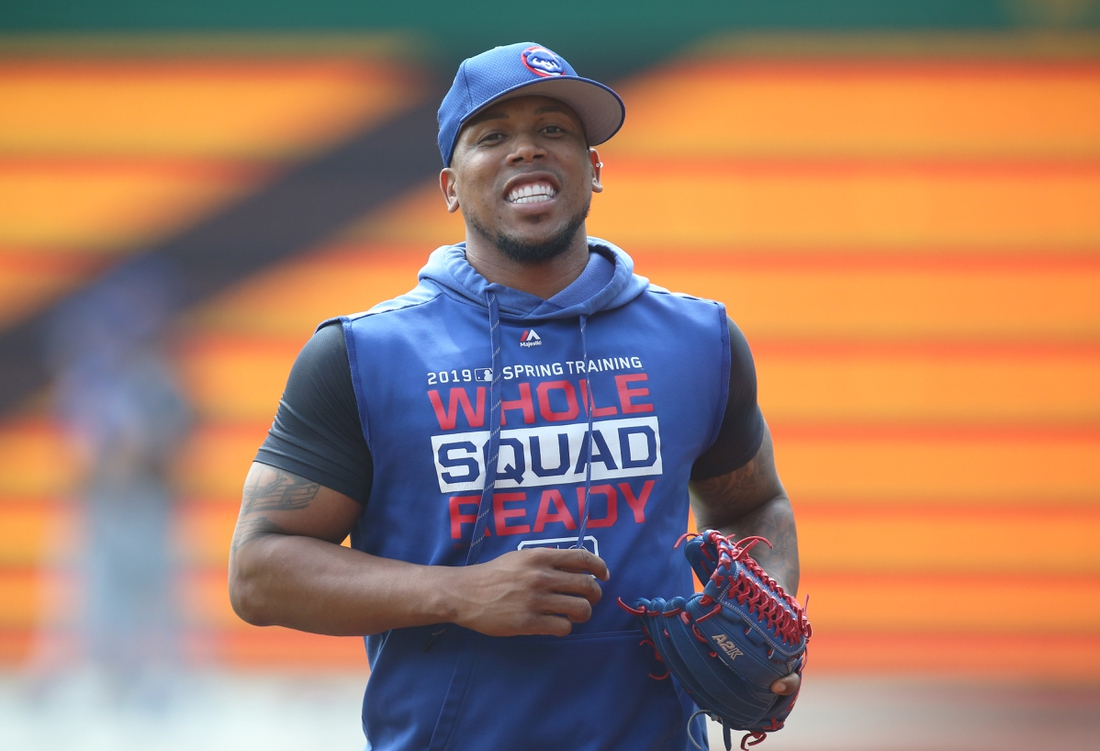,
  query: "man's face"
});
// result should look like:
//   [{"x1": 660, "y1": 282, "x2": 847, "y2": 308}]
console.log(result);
[{"x1": 440, "y1": 95, "x2": 603, "y2": 264}]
